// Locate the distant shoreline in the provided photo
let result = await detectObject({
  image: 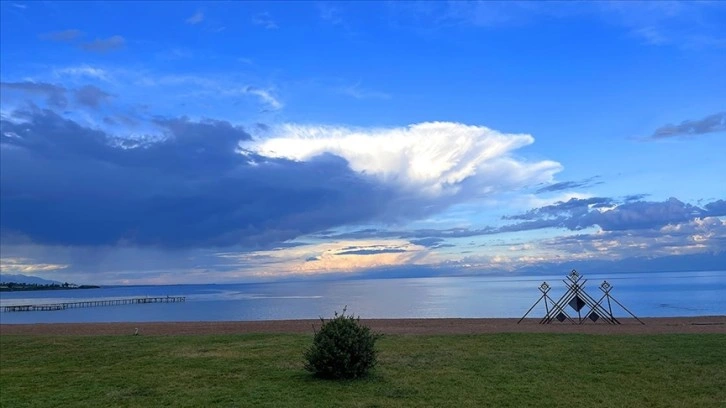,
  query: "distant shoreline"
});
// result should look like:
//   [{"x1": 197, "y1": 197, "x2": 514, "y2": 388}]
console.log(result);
[
  {"x1": 1, "y1": 316, "x2": 724, "y2": 336},
  {"x1": 0, "y1": 285, "x2": 100, "y2": 292}
]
